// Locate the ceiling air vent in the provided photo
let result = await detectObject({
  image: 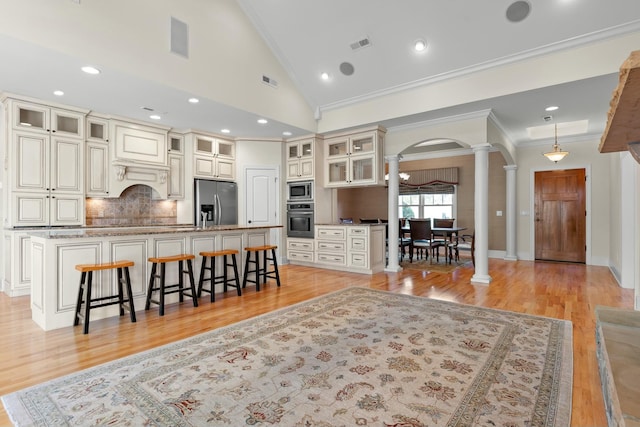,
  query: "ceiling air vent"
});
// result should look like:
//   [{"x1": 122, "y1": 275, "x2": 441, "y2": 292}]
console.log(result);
[
  {"x1": 262, "y1": 75, "x2": 278, "y2": 88},
  {"x1": 350, "y1": 36, "x2": 371, "y2": 51}
]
